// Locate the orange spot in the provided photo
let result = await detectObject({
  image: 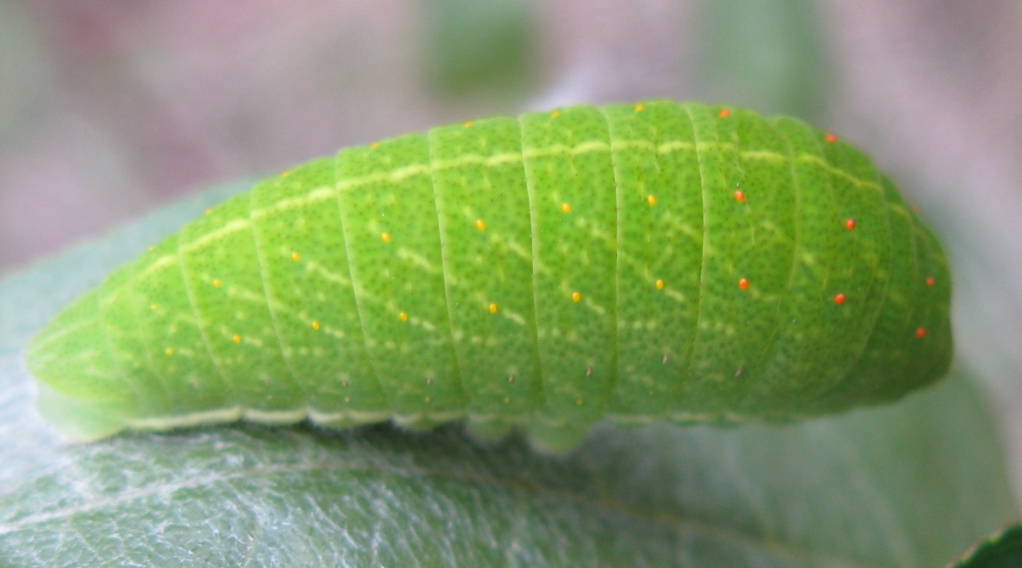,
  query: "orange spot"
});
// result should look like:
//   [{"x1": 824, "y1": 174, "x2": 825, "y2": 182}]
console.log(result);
[
  {"x1": 488, "y1": 303, "x2": 499, "y2": 314},
  {"x1": 371, "y1": 142, "x2": 380, "y2": 149},
  {"x1": 738, "y1": 278, "x2": 749, "y2": 290},
  {"x1": 834, "y1": 293, "x2": 846, "y2": 306},
  {"x1": 165, "y1": 348, "x2": 174, "y2": 356},
  {"x1": 655, "y1": 279, "x2": 665, "y2": 290},
  {"x1": 281, "y1": 170, "x2": 291, "y2": 177},
  {"x1": 845, "y1": 218, "x2": 856, "y2": 230},
  {"x1": 474, "y1": 219, "x2": 486, "y2": 231},
  {"x1": 232, "y1": 335, "x2": 242, "y2": 344},
  {"x1": 550, "y1": 111, "x2": 560, "y2": 118},
  {"x1": 634, "y1": 103, "x2": 645, "y2": 112},
  {"x1": 150, "y1": 304, "x2": 158, "y2": 311},
  {"x1": 311, "y1": 321, "x2": 321, "y2": 331},
  {"x1": 734, "y1": 190, "x2": 745, "y2": 202},
  {"x1": 291, "y1": 252, "x2": 300, "y2": 261},
  {"x1": 398, "y1": 312, "x2": 409, "y2": 322},
  {"x1": 911, "y1": 205, "x2": 920, "y2": 214},
  {"x1": 926, "y1": 277, "x2": 935, "y2": 287},
  {"x1": 561, "y1": 202, "x2": 572, "y2": 214},
  {"x1": 825, "y1": 133, "x2": 837, "y2": 143},
  {"x1": 463, "y1": 121, "x2": 473, "y2": 128},
  {"x1": 718, "y1": 108, "x2": 730, "y2": 118},
  {"x1": 571, "y1": 291, "x2": 582, "y2": 303},
  {"x1": 381, "y1": 232, "x2": 391, "y2": 243},
  {"x1": 213, "y1": 279, "x2": 222, "y2": 288},
  {"x1": 915, "y1": 327, "x2": 927, "y2": 339},
  {"x1": 576, "y1": 399, "x2": 584, "y2": 406},
  {"x1": 646, "y1": 194, "x2": 657, "y2": 206}
]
